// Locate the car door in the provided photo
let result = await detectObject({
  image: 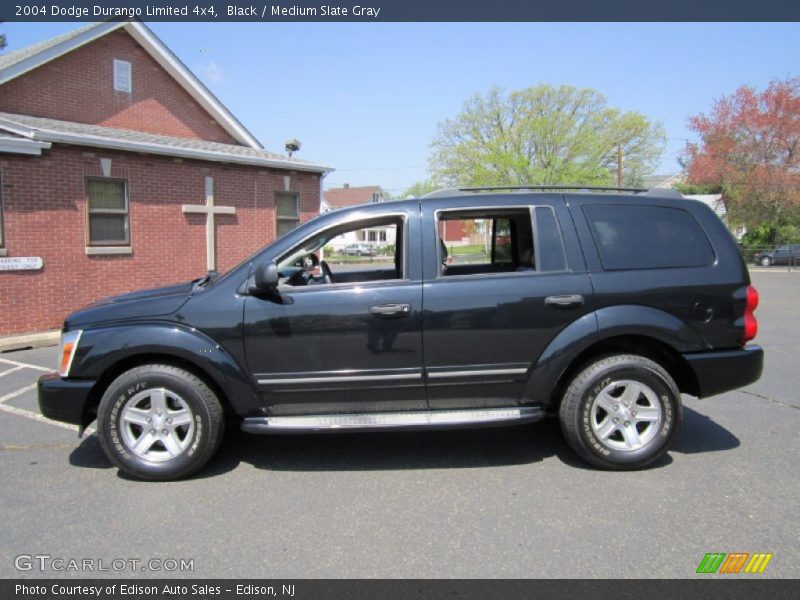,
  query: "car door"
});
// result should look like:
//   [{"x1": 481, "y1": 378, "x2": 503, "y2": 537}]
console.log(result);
[
  {"x1": 243, "y1": 209, "x2": 425, "y2": 416},
  {"x1": 773, "y1": 245, "x2": 789, "y2": 265},
  {"x1": 420, "y1": 195, "x2": 594, "y2": 410}
]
